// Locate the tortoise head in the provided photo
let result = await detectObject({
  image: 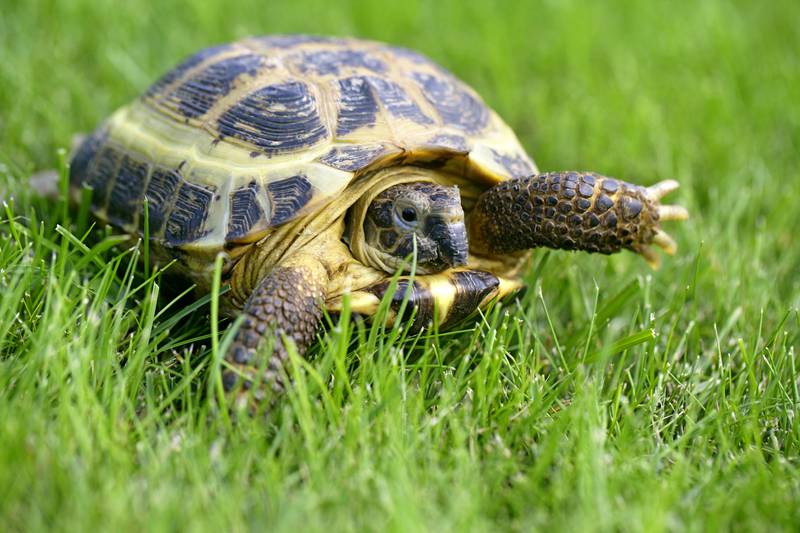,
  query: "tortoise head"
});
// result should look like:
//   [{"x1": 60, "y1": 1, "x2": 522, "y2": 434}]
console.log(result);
[{"x1": 362, "y1": 182, "x2": 468, "y2": 274}]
